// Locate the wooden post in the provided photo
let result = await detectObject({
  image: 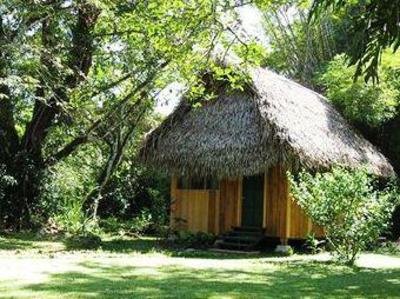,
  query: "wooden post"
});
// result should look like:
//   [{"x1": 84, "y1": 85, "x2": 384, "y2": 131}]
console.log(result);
[
  {"x1": 280, "y1": 165, "x2": 291, "y2": 245},
  {"x1": 208, "y1": 190, "x2": 216, "y2": 234},
  {"x1": 237, "y1": 176, "x2": 243, "y2": 227},
  {"x1": 263, "y1": 169, "x2": 268, "y2": 229},
  {"x1": 170, "y1": 176, "x2": 178, "y2": 229}
]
